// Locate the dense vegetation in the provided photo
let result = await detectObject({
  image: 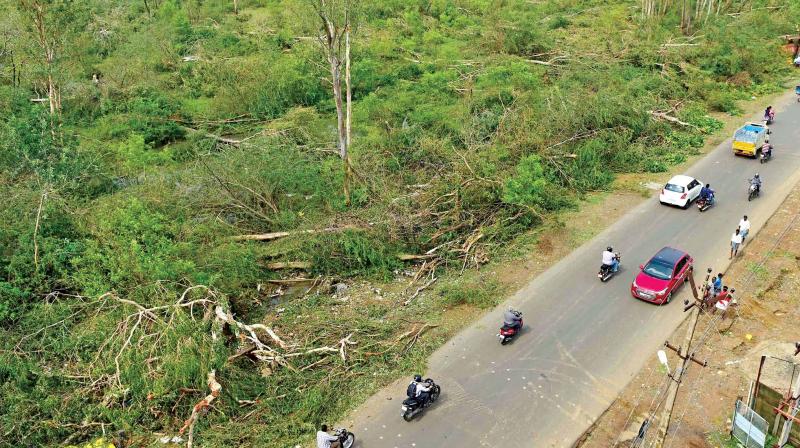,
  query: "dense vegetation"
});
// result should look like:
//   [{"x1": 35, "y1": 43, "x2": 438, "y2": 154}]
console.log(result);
[{"x1": 0, "y1": 0, "x2": 796, "y2": 446}]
